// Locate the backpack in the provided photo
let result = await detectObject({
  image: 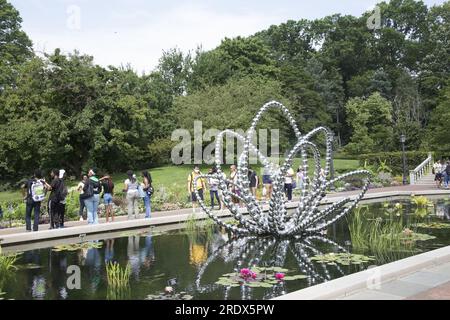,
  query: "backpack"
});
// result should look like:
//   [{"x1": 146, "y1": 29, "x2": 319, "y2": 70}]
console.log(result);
[
  {"x1": 55, "y1": 179, "x2": 68, "y2": 203},
  {"x1": 91, "y1": 178, "x2": 102, "y2": 194},
  {"x1": 81, "y1": 180, "x2": 94, "y2": 199},
  {"x1": 30, "y1": 179, "x2": 46, "y2": 202}
]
